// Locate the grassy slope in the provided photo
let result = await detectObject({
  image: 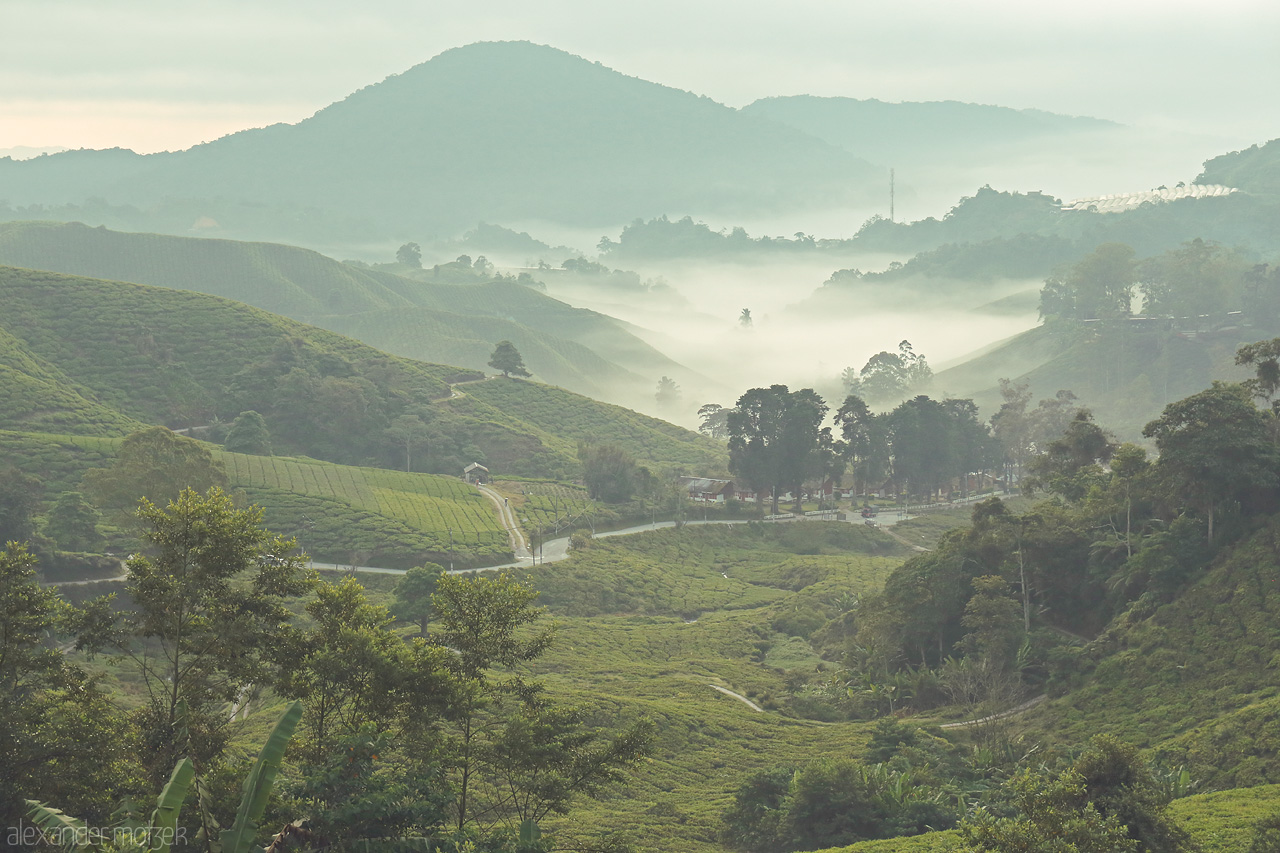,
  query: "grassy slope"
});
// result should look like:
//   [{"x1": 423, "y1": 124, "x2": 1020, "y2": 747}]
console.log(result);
[
  {"x1": 0, "y1": 221, "x2": 687, "y2": 397},
  {"x1": 319, "y1": 304, "x2": 643, "y2": 399},
  {"x1": 1013, "y1": 514, "x2": 1280, "y2": 789},
  {"x1": 0, "y1": 265, "x2": 721, "y2": 480},
  {"x1": 2, "y1": 430, "x2": 508, "y2": 567},
  {"x1": 0, "y1": 220, "x2": 415, "y2": 317},
  {"x1": 813, "y1": 784, "x2": 1280, "y2": 853},
  {"x1": 516, "y1": 523, "x2": 910, "y2": 852},
  {"x1": 0, "y1": 325, "x2": 144, "y2": 436},
  {"x1": 455, "y1": 377, "x2": 727, "y2": 474},
  {"x1": 0, "y1": 265, "x2": 453, "y2": 427},
  {"x1": 931, "y1": 321, "x2": 1255, "y2": 437}
]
